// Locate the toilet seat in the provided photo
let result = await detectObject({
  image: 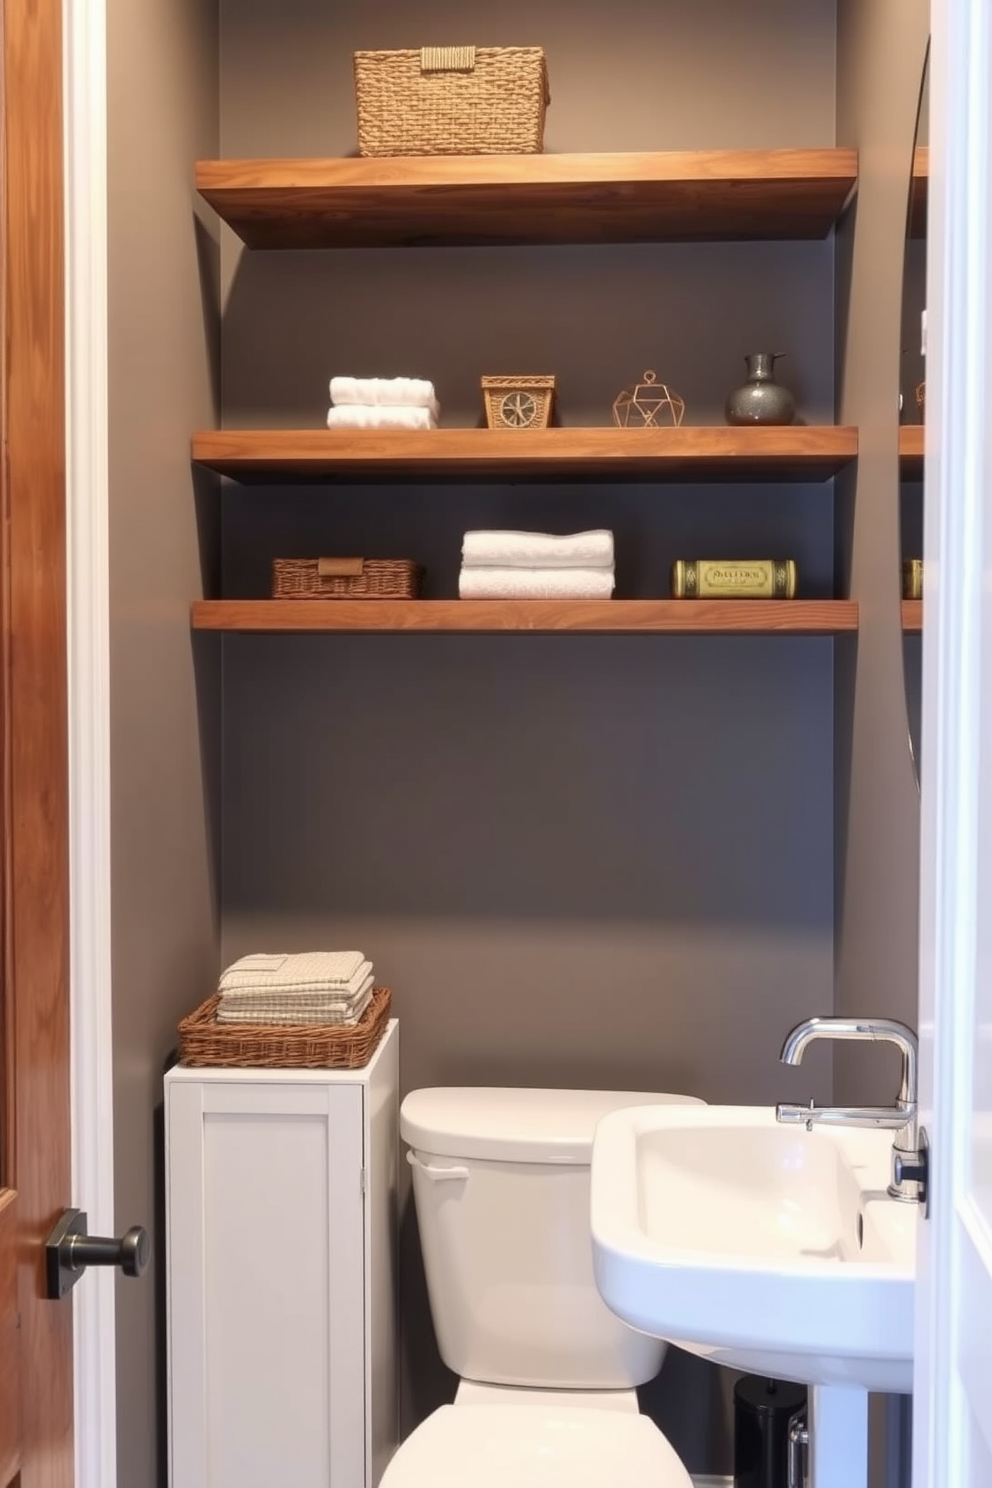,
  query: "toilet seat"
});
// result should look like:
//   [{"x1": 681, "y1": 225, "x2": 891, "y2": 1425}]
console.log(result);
[{"x1": 380, "y1": 1404, "x2": 693, "y2": 1488}]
